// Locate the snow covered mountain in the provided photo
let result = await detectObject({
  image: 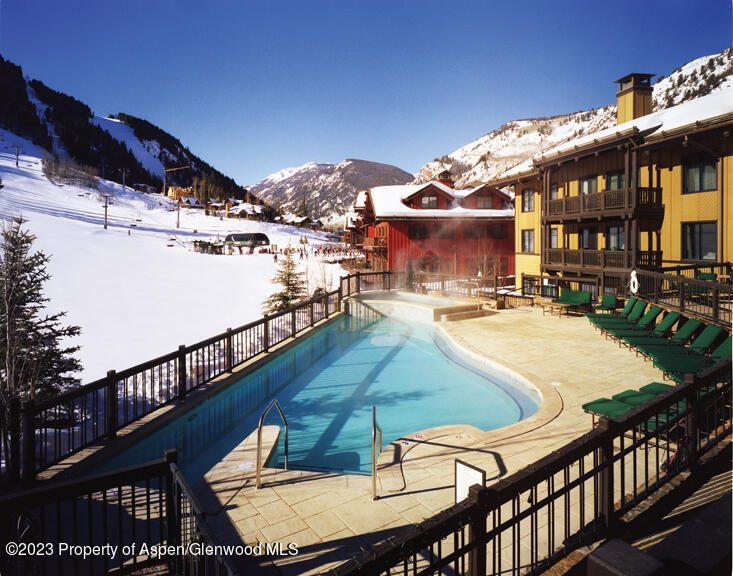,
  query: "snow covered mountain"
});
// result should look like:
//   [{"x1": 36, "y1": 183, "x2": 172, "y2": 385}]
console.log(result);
[
  {"x1": 249, "y1": 159, "x2": 414, "y2": 223},
  {"x1": 415, "y1": 48, "x2": 733, "y2": 187}
]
